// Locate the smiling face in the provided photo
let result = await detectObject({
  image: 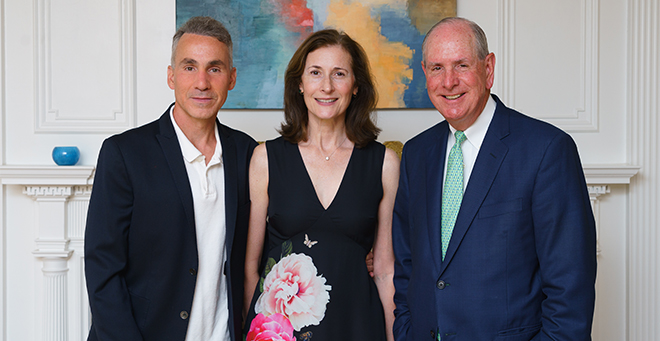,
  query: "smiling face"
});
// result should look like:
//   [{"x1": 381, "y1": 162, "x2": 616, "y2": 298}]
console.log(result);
[
  {"x1": 167, "y1": 33, "x2": 236, "y2": 125},
  {"x1": 422, "y1": 22, "x2": 495, "y2": 131},
  {"x1": 299, "y1": 45, "x2": 357, "y2": 123}
]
